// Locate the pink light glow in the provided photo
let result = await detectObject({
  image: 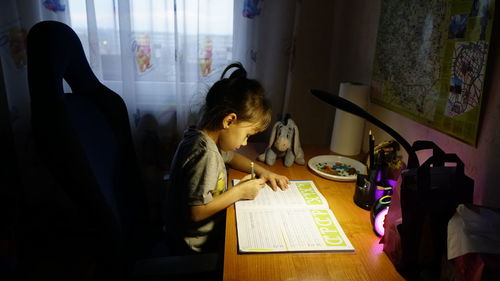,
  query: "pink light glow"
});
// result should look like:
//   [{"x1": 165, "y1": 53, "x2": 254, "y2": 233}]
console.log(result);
[
  {"x1": 374, "y1": 207, "x2": 389, "y2": 236},
  {"x1": 388, "y1": 179, "x2": 397, "y2": 188}
]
